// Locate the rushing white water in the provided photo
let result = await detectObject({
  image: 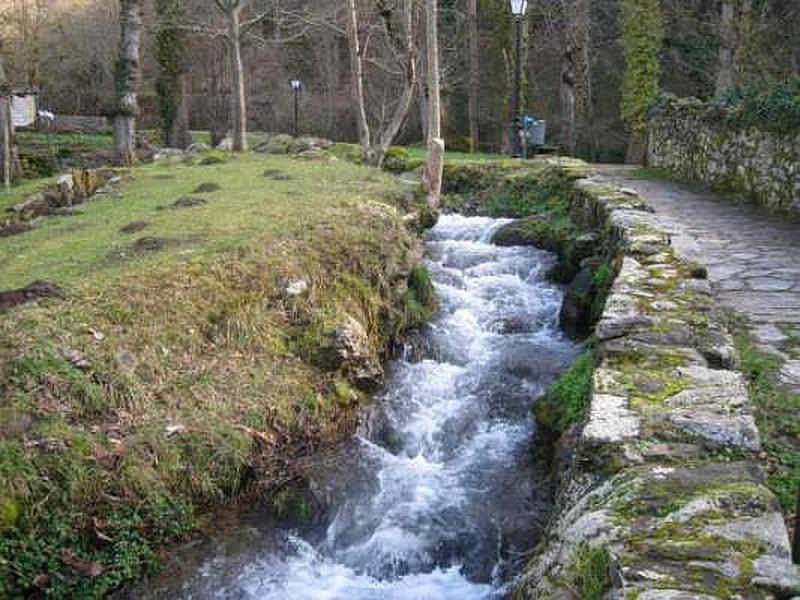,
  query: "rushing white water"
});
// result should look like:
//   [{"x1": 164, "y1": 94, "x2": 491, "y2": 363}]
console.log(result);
[{"x1": 140, "y1": 215, "x2": 579, "y2": 600}]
